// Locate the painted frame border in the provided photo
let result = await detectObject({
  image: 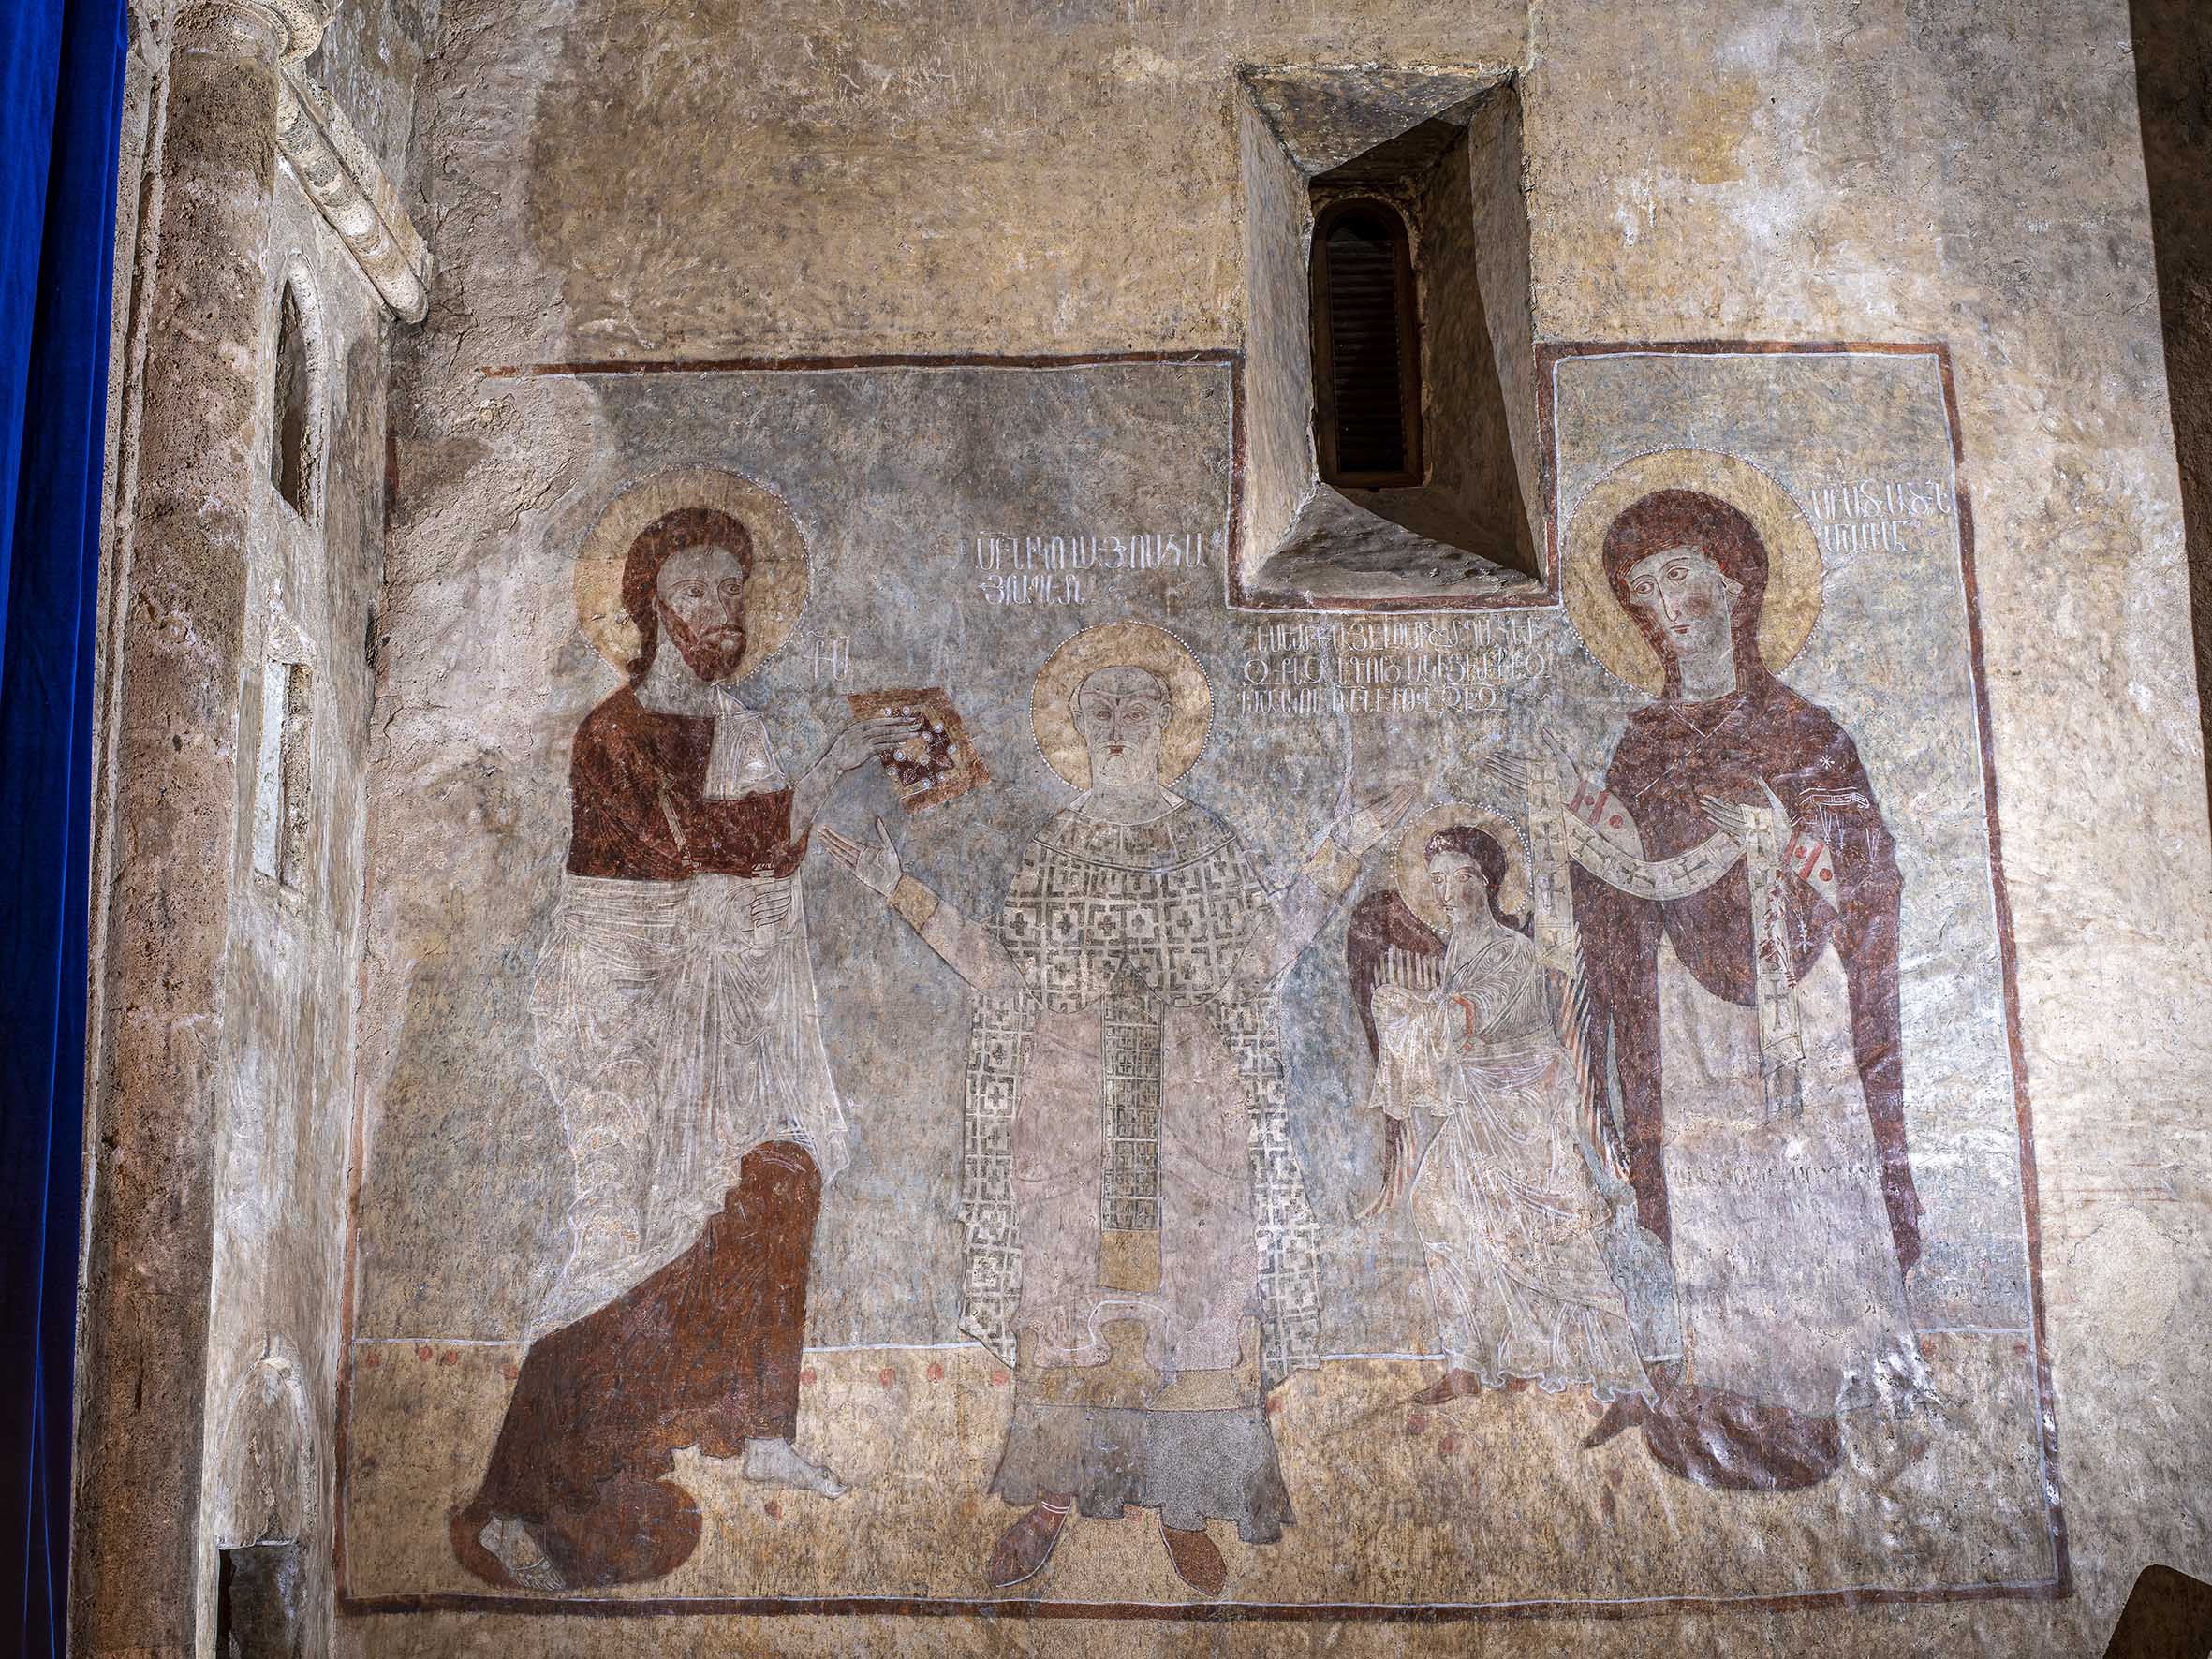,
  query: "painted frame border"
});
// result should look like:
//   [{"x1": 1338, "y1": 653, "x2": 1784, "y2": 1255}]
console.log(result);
[{"x1": 337, "y1": 339, "x2": 2069, "y2": 1626}]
